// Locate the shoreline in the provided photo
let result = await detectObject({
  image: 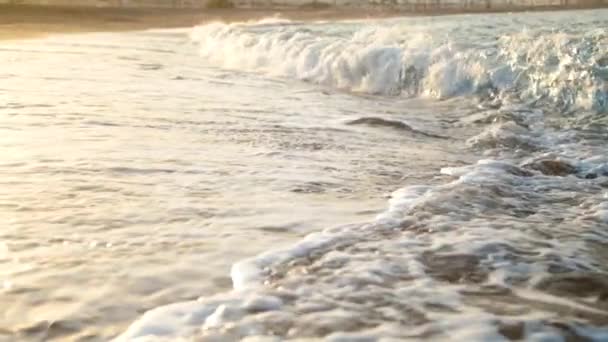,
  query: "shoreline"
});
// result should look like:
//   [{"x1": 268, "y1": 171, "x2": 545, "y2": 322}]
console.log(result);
[{"x1": 1, "y1": 4, "x2": 607, "y2": 41}]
